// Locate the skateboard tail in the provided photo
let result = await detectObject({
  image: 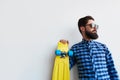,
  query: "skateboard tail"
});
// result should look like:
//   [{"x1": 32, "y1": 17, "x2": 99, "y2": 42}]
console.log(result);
[{"x1": 52, "y1": 56, "x2": 70, "y2": 80}]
